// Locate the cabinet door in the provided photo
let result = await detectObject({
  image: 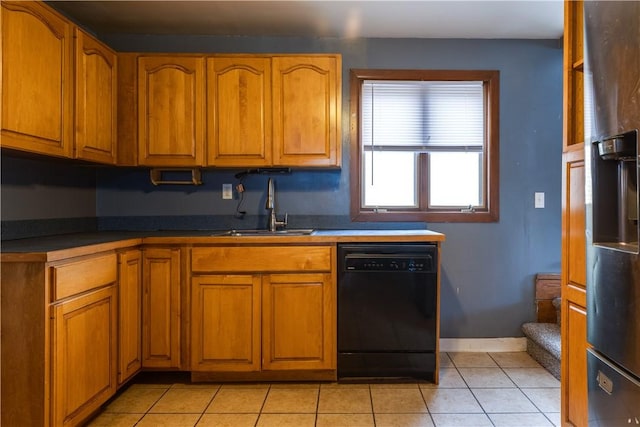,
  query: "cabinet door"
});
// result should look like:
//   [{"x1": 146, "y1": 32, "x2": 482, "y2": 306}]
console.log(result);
[
  {"x1": 262, "y1": 273, "x2": 335, "y2": 370},
  {"x1": 561, "y1": 149, "x2": 588, "y2": 426},
  {"x1": 51, "y1": 285, "x2": 117, "y2": 427},
  {"x1": 75, "y1": 28, "x2": 117, "y2": 164},
  {"x1": 207, "y1": 57, "x2": 272, "y2": 166},
  {"x1": 272, "y1": 56, "x2": 341, "y2": 167},
  {"x1": 142, "y1": 247, "x2": 181, "y2": 368},
  {"x1": 191, "y1": 275, "x2": 261, "y2": 372},
  {"x1": 138, "y1": 56, "x2": 205, "y2": 166},
  {"x1": 1, "y1": 1, "x2": 73, "y2": 158},
  {"x1": 562, "y1": 151, "x2": 586, "y2": 289},
  {"x1": 118, "y1": 249, "x2": 142, "y2": 385},
  {"x1": 563, "y1": 0, "x2": 585, "y2": 150},
  {"x1": 564, "y1": 294, "x2": 588, "y2": 427}
]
